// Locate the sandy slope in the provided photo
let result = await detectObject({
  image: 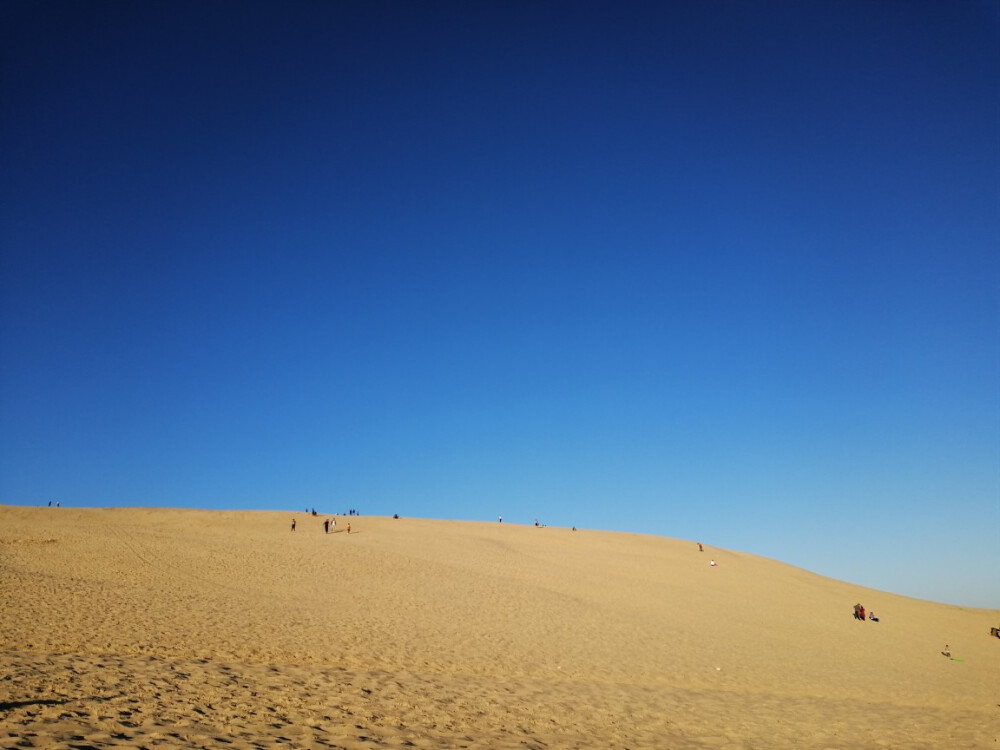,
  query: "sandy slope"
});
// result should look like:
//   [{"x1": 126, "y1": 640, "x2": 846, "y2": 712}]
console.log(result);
[{"x1": 2, "y1": 505, "x2": 997, "y2": 748}]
